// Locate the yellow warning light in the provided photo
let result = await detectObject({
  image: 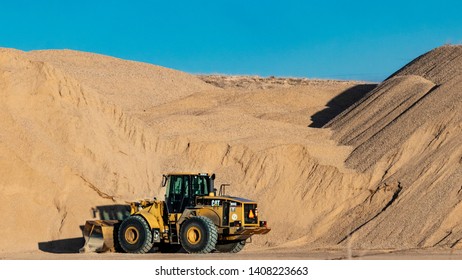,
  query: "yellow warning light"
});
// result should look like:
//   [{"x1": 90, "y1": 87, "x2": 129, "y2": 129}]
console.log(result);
[{"x1": 248, "y1": 209, "x2": 255, "y2": 219}]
